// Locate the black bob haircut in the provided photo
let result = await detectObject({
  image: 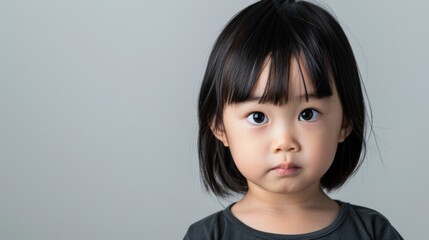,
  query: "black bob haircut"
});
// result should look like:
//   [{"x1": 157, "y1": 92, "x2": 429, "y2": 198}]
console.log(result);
[{"x1": 198, "y1": 0, "x2": 366, "y2": 197}]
